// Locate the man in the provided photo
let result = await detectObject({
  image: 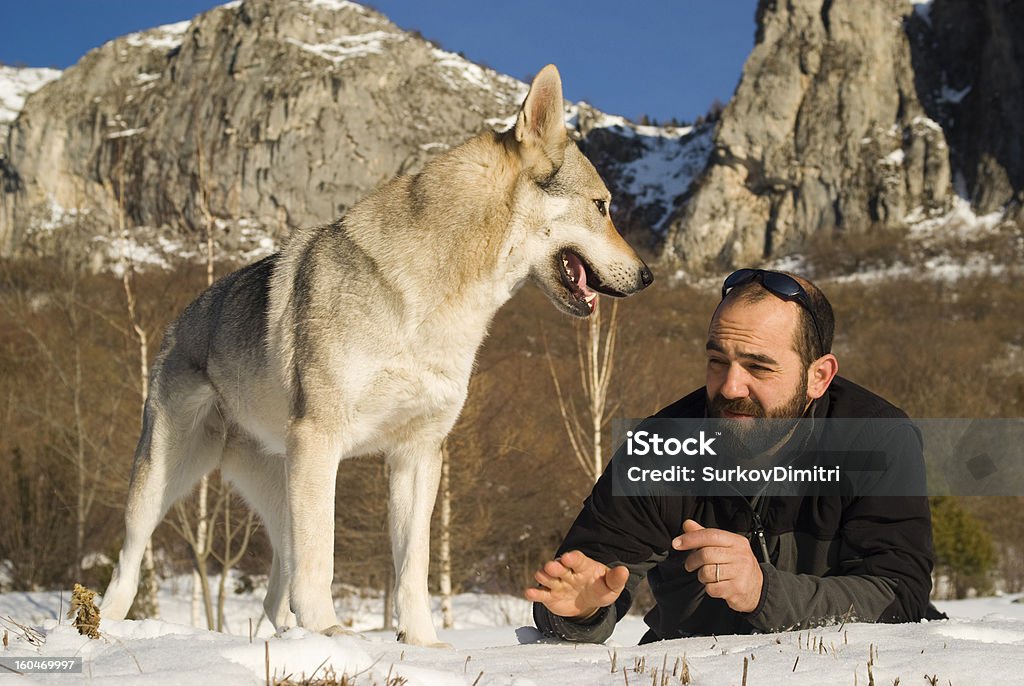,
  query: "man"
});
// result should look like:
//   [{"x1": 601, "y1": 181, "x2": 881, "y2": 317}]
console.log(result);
[{"x1": 527, "y1": 269, "x2": 935, "y2": 643}]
